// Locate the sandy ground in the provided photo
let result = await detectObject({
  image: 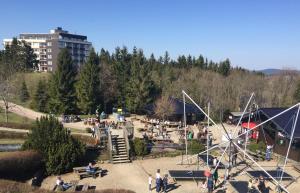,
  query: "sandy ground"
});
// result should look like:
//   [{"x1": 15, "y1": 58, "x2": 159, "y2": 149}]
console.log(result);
[
  {"x1": 2, "y1": 101, "x2": 300, "y2": 192},
  {"x1": 40, "y1": 156, "x2": 300, "y2": 193}
]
